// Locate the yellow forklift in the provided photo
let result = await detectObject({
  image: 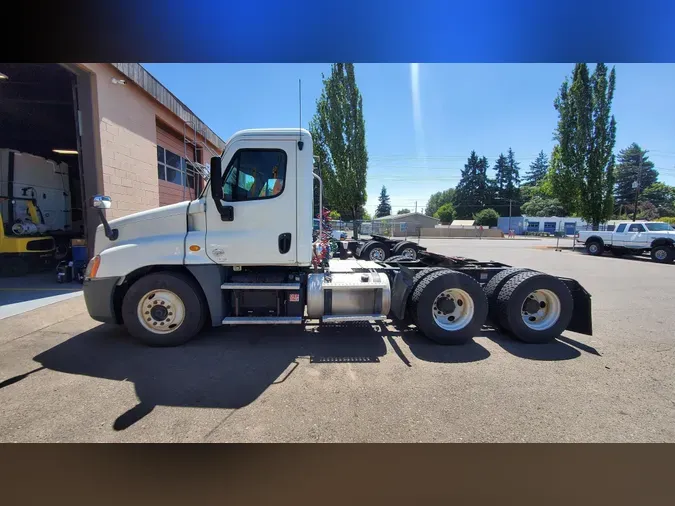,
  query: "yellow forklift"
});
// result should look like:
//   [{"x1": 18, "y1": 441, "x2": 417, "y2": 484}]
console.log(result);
[{"x1": 0, "y1": 195, "x2": 55, "y2": 276}]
